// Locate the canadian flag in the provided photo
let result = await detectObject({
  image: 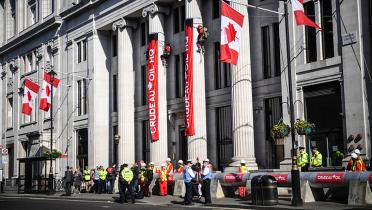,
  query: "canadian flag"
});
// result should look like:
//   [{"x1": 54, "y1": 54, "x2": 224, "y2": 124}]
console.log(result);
[
  {"x1": 220, "y1": 1, "x2": 244, "y2": 65},
  {"x1": 291, "y1": 0, "x2": 321, "y2": 29},
  {"x1": 22, "y1": 79, "x2": 40, "y2": 115},
  {"x1": 40, "y1": 71, "x2": 60, "y2": 111}
]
